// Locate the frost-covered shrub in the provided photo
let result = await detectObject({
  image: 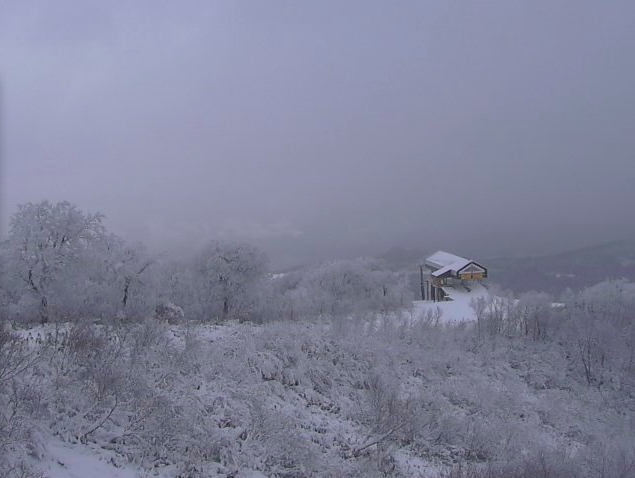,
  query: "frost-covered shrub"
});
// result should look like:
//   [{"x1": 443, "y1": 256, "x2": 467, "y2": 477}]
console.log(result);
[
  {"x1": 67, "y1": 321, "x2": 107, "y2": 357},
  {"x1": 0, "y1": 326, "x2": 46, "y2": 476},
  {"x1": 437, "y1": 445, "x2": 635, "y2": 478},
  {"x1": 223, "y1": 398, "x2": 319, "y2": 477},
  {"x1": 276, "y1": 258, "x2": 411, "y2": 320},
  {"x1": 555, "y1": 280, "x2": 635, "y2": 392},
  {"x1": 585, "y1": 438, "x2": 635, "y2": 478},
  {"x1": 3, "y1": 288, "x2": 635, "y2": 477},
  {"x1": 155, "y1": 302, "x2": 185, "y2": 324},
  {"x1": 131, "y1": 317, "x2": 169, "y2": 350},
  {"x1": 0, "y1": 461, "x2": 45, "y2": 478}
]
